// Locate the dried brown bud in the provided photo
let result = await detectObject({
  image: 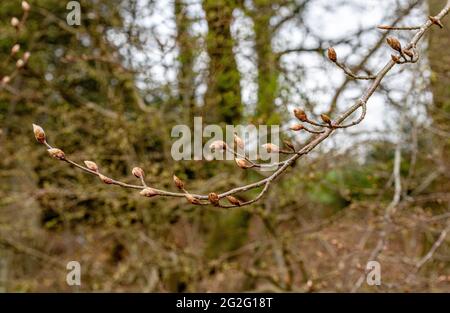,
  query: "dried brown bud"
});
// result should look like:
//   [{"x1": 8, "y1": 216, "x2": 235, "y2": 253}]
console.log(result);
[
  {"x1": 429, "y1": 16, "x2": 444, "y2": 28},
  {"x1": 208, "y1": 192, "x2": 220, "y2": 206},
  {"x1": 235, "y1": 157, "x2": 252, "y2": 169},
  {"x1": 99, "y1": 174, "x2": 113, "y2": 184},
  {"x1": 262, "y1": 143, "x2": 280, "y2": 153},
  {"x1": 132, "y1": 167, "x2": 145, "y2": 179},
  {"x1": 1, "y1": 76, "x2": 11, "y2": 85},
  {"x1": 173, "y1": 175, "x2": 185, "y2": 190},
  {"x1": 386, "y1": 37, "x2": 401, "y2": 52},
  {"x1": 84, "y1": 160, "x2": 98, "y2": 172},
  {"x1": 185, "y1": 194, "x2": 201, "y2": 205},
  {"x1": 377, "y1": 25, "x2": 391, "y2": 30},
  {"x1": 32, "y1": 124, "x2": 46, "y2": 143},
  {"x1": 226, "y1": 195, "x2": 241, "y2": 206},
  {"x1": 22, "y1": 1, "x2": 31, "y2": 11},
  {"x1": 293, "y1": 108, "x2": 308, "y2": 122},
  {"x1": 16, "y1": 59, "x2": 25, "y2": 68},
  {"x1": 11, "y1": 44, "x2": 20, "y2": 55},
  {"x1": 320, "y1": 114, "x2": 332, "y2": 125},
  {"x1": 290, "y1": 124, "x2": 304, "y2": 131},
  {"x1": 233, "y1": 133, "x2": 244, "y2": 150},
  {"x1": 47, "y1": 148, "x2": 65, "y2": 160},
  {"x1": 11, "y1": 17, "x2": 20, "y2": 28},
  {"x1": 209, "y1": 140, "x2": 227, "y2": 151},
  {"x1": 23, "y1": 51, "x2": 31, "y2": 62},
  {"x1": 140, "y1": 187, "x2": 158, "y2": 198},
  {"x1": 391, "y1": 54, "x2": 401, "y2": 63},
  {"x1": 327, "y1": 47, "x2": 337, "y2": 62}
]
